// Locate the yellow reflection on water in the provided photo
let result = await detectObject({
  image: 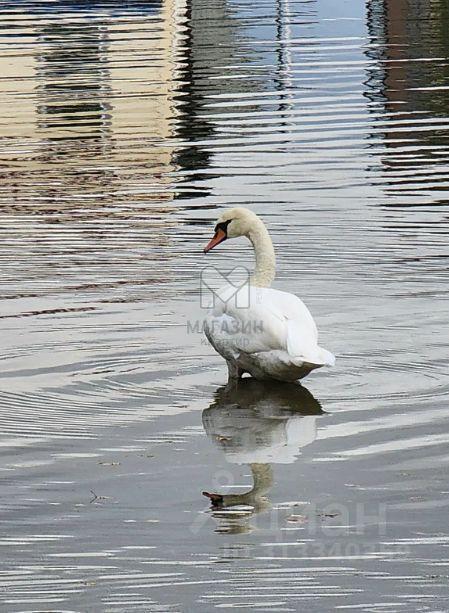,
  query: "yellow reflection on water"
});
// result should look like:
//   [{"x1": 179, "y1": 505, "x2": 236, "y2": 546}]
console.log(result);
[{"x1": 0, "y1": 0, "x2": 187, "y2": 213}]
